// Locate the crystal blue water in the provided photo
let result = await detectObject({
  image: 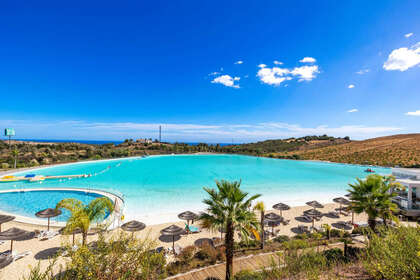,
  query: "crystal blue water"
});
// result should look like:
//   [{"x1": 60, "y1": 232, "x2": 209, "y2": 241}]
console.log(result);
[
  {"x1": 0, "y1": 155, "x2": 390, "y2": 224},
  {"x1": 0, "y1": 190, "x2": 103, "y2": 222}
]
